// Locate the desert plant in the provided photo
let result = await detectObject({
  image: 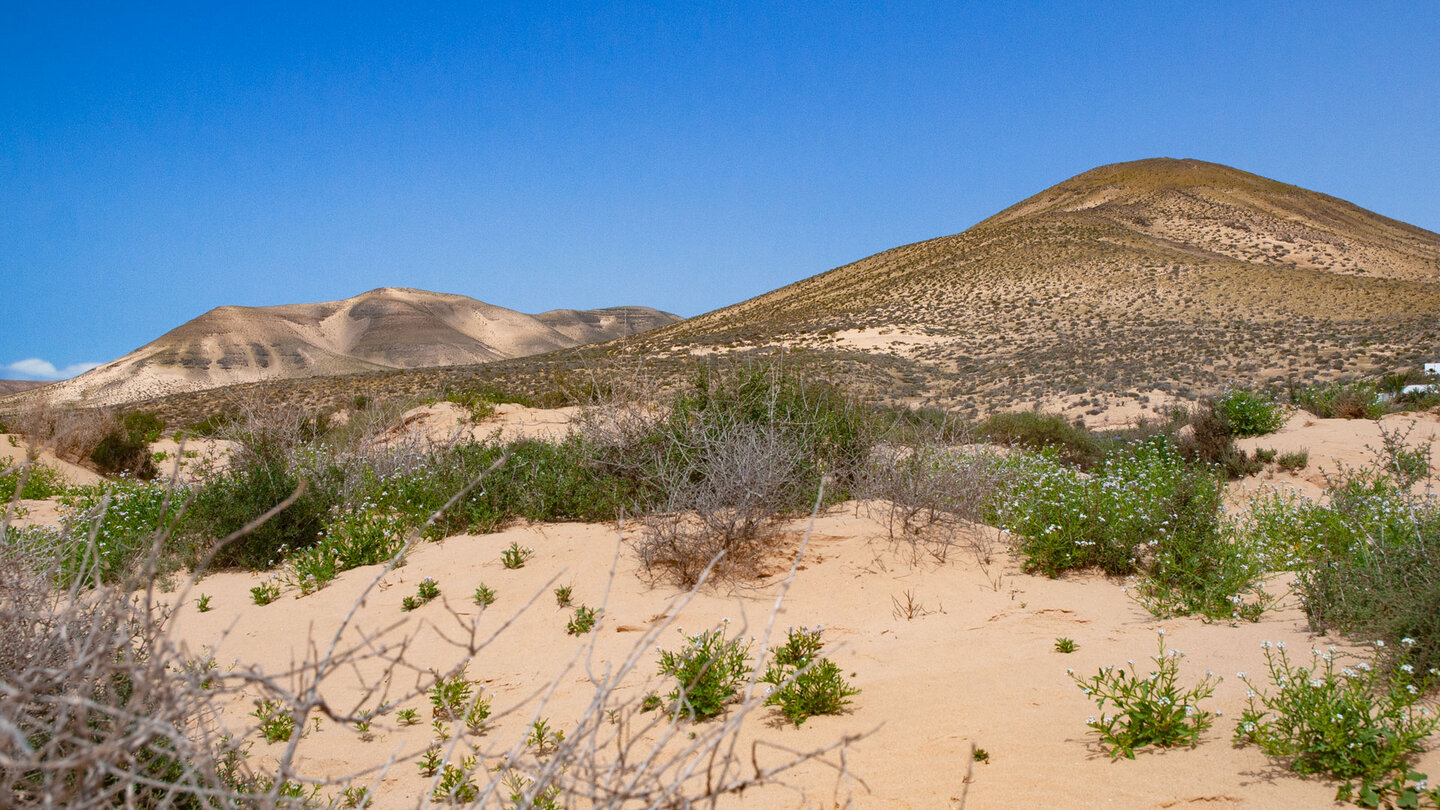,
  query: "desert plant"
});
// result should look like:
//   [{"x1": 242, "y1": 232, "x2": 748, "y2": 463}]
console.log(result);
[
  {"x1": 250, "y1": 698, "x2": 296, "y2": 743},
  {"x1": 1054, "y1": 637, "x2": 1077, "y2": 654},
  {"x1": 250, "y1": 579, "x2": 281, "y2": 606},
  {"x1": 472, "y1": 583, "x2": 496, "y2": 606},
  {"x1": 89, "y1": 411, "x2": 165, "y2": 479},
  {"x1": 1214, "y1": 387, "x2": 1286, "y2": 437},
  {"x1": 657, "y1": 625, "x2": 753, "y2": 721},
  {"x1": 554, "y1": 584, "x2": 573, "y2": 607},
  {"x1": 1276, "y1": 449, "x2": 1309, "y2": 471},
  {"x1": 566, "y1": 604, "x2": 599, "y2": 635},
  {"x1": 759, "y1": 626, "x2": 859, "y2": 726},
  {"x1": 429, "y1": 667, "x2": 473, "y2": 721},
  {"x1": 1070, "y1": 630, "x2": 1220, "y2": 759},
  {"x1": 0, "y1": 460, "x2": 68, "y2": 501},
  {"x1": 980, "y1": 410, "x2": 1100, "y2": 468},
  {"x1": 432, "y1": 756, "x2": 478, "y2": 803},
  {"x1": 526, "y1": 718, "x2": 565, "y2": 757},
  {"x1": 1235, "y1": 640, "x2": 1439, "y2": 806},
  {"x1": 500, "y1": 541, "x2": 532, "y2": 569}
]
